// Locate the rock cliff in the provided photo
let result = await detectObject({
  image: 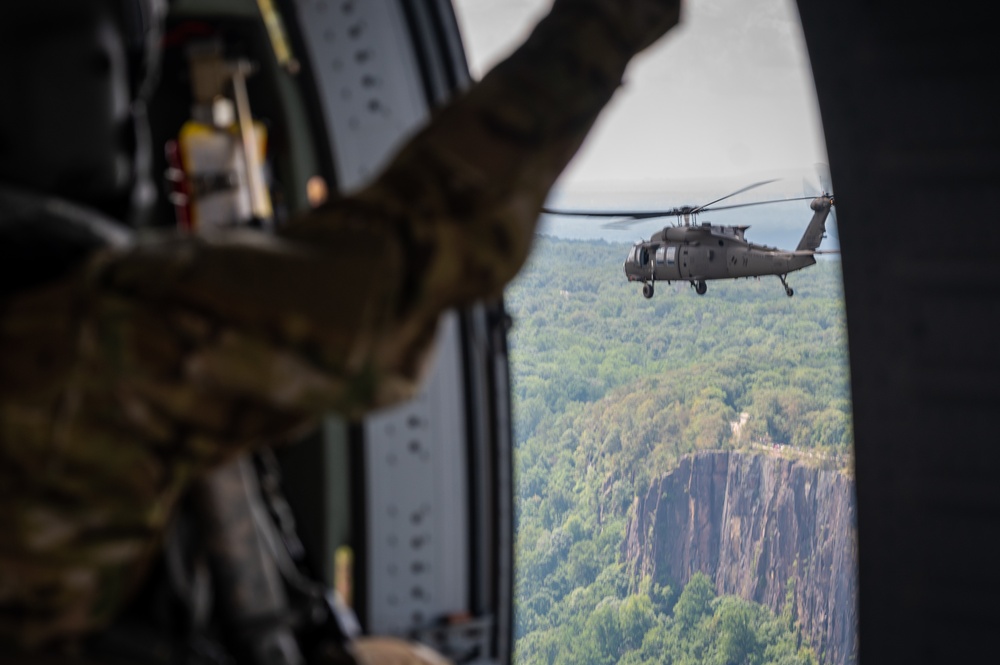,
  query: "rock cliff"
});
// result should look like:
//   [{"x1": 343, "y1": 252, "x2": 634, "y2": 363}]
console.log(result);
[{"x1": 623, "y1": 451, "x2": 856, "y2": 665}]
